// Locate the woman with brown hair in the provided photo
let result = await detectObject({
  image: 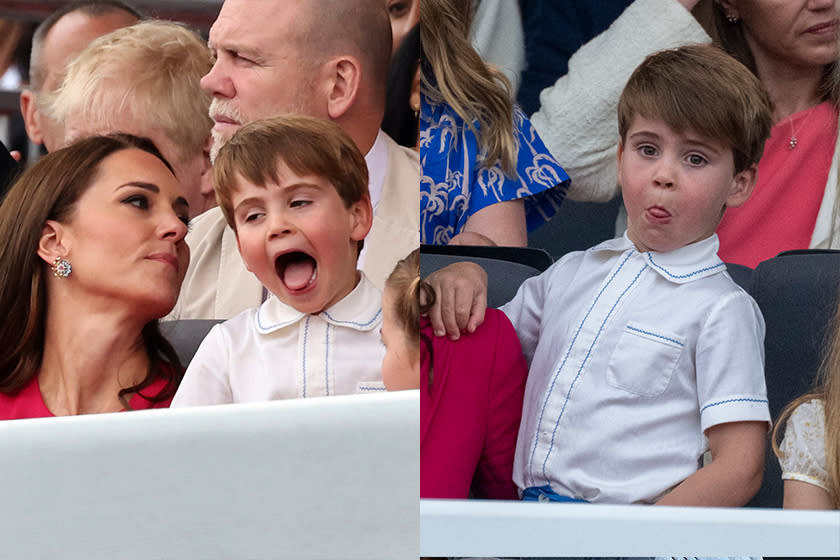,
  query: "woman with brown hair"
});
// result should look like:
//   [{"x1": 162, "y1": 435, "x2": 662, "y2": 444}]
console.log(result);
[{"x1": 0, "y1": 134, "x2": 189, "y2": 418}]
